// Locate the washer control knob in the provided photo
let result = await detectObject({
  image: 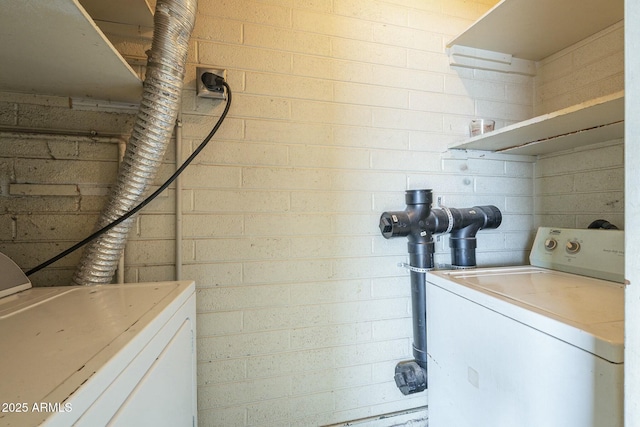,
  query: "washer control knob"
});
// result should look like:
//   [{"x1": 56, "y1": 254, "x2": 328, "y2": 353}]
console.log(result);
[
  {"x1": 566, "y1": 240, "x2": 581, "y2": 254},
  {"x1": 544, "y1": 238, "x2": 557, "y2": 250}
]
